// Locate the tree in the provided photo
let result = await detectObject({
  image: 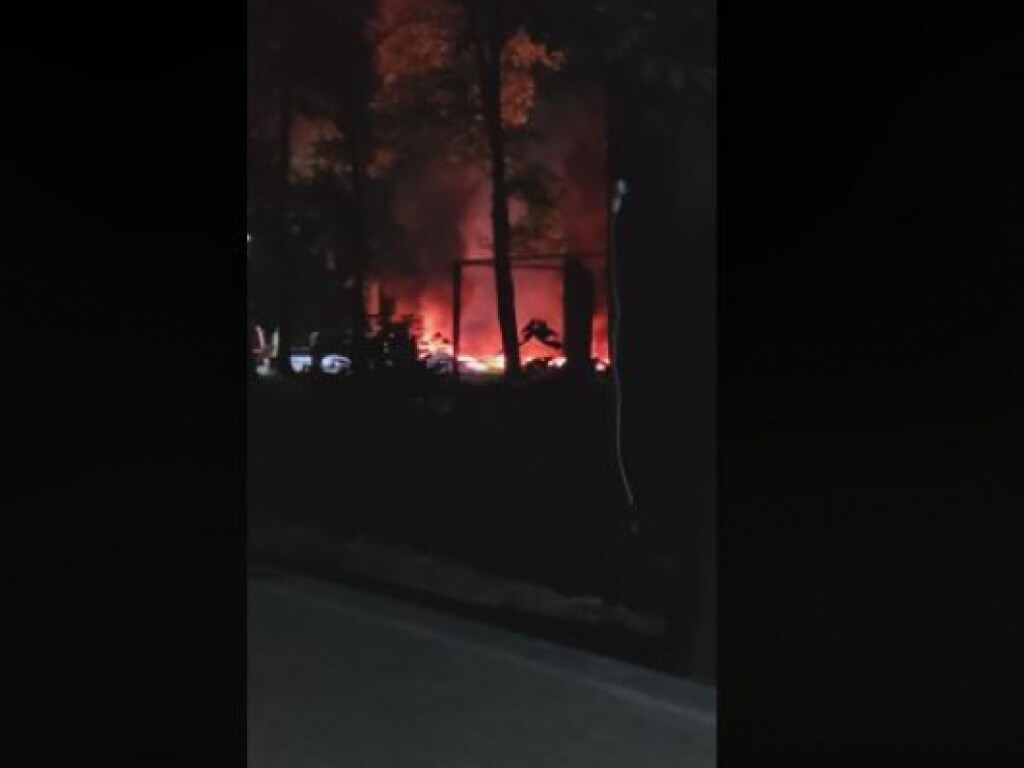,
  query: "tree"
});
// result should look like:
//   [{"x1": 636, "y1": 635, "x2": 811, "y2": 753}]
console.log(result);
[
  {"x1": 368, "y1": 0, "x2": 565, "y2": 378},
  {"x1": 248, "y1": 0, "x2": 294, "y2": 369},
  {"x1": 507, "y1": 0, "x2": 716, "y2": 679},
  {"x1": 468, "y1": 0, "x2": 520, "y2": 375},
  {"x1": 248, "y1": 0, "x2": 381, "y2": 368},
  {"x1": 597, "y1": 0, "x2": 716, "y2": 683},
  {"x1": 319, "y1": 0, "x2": 376, "y2": 370}
]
